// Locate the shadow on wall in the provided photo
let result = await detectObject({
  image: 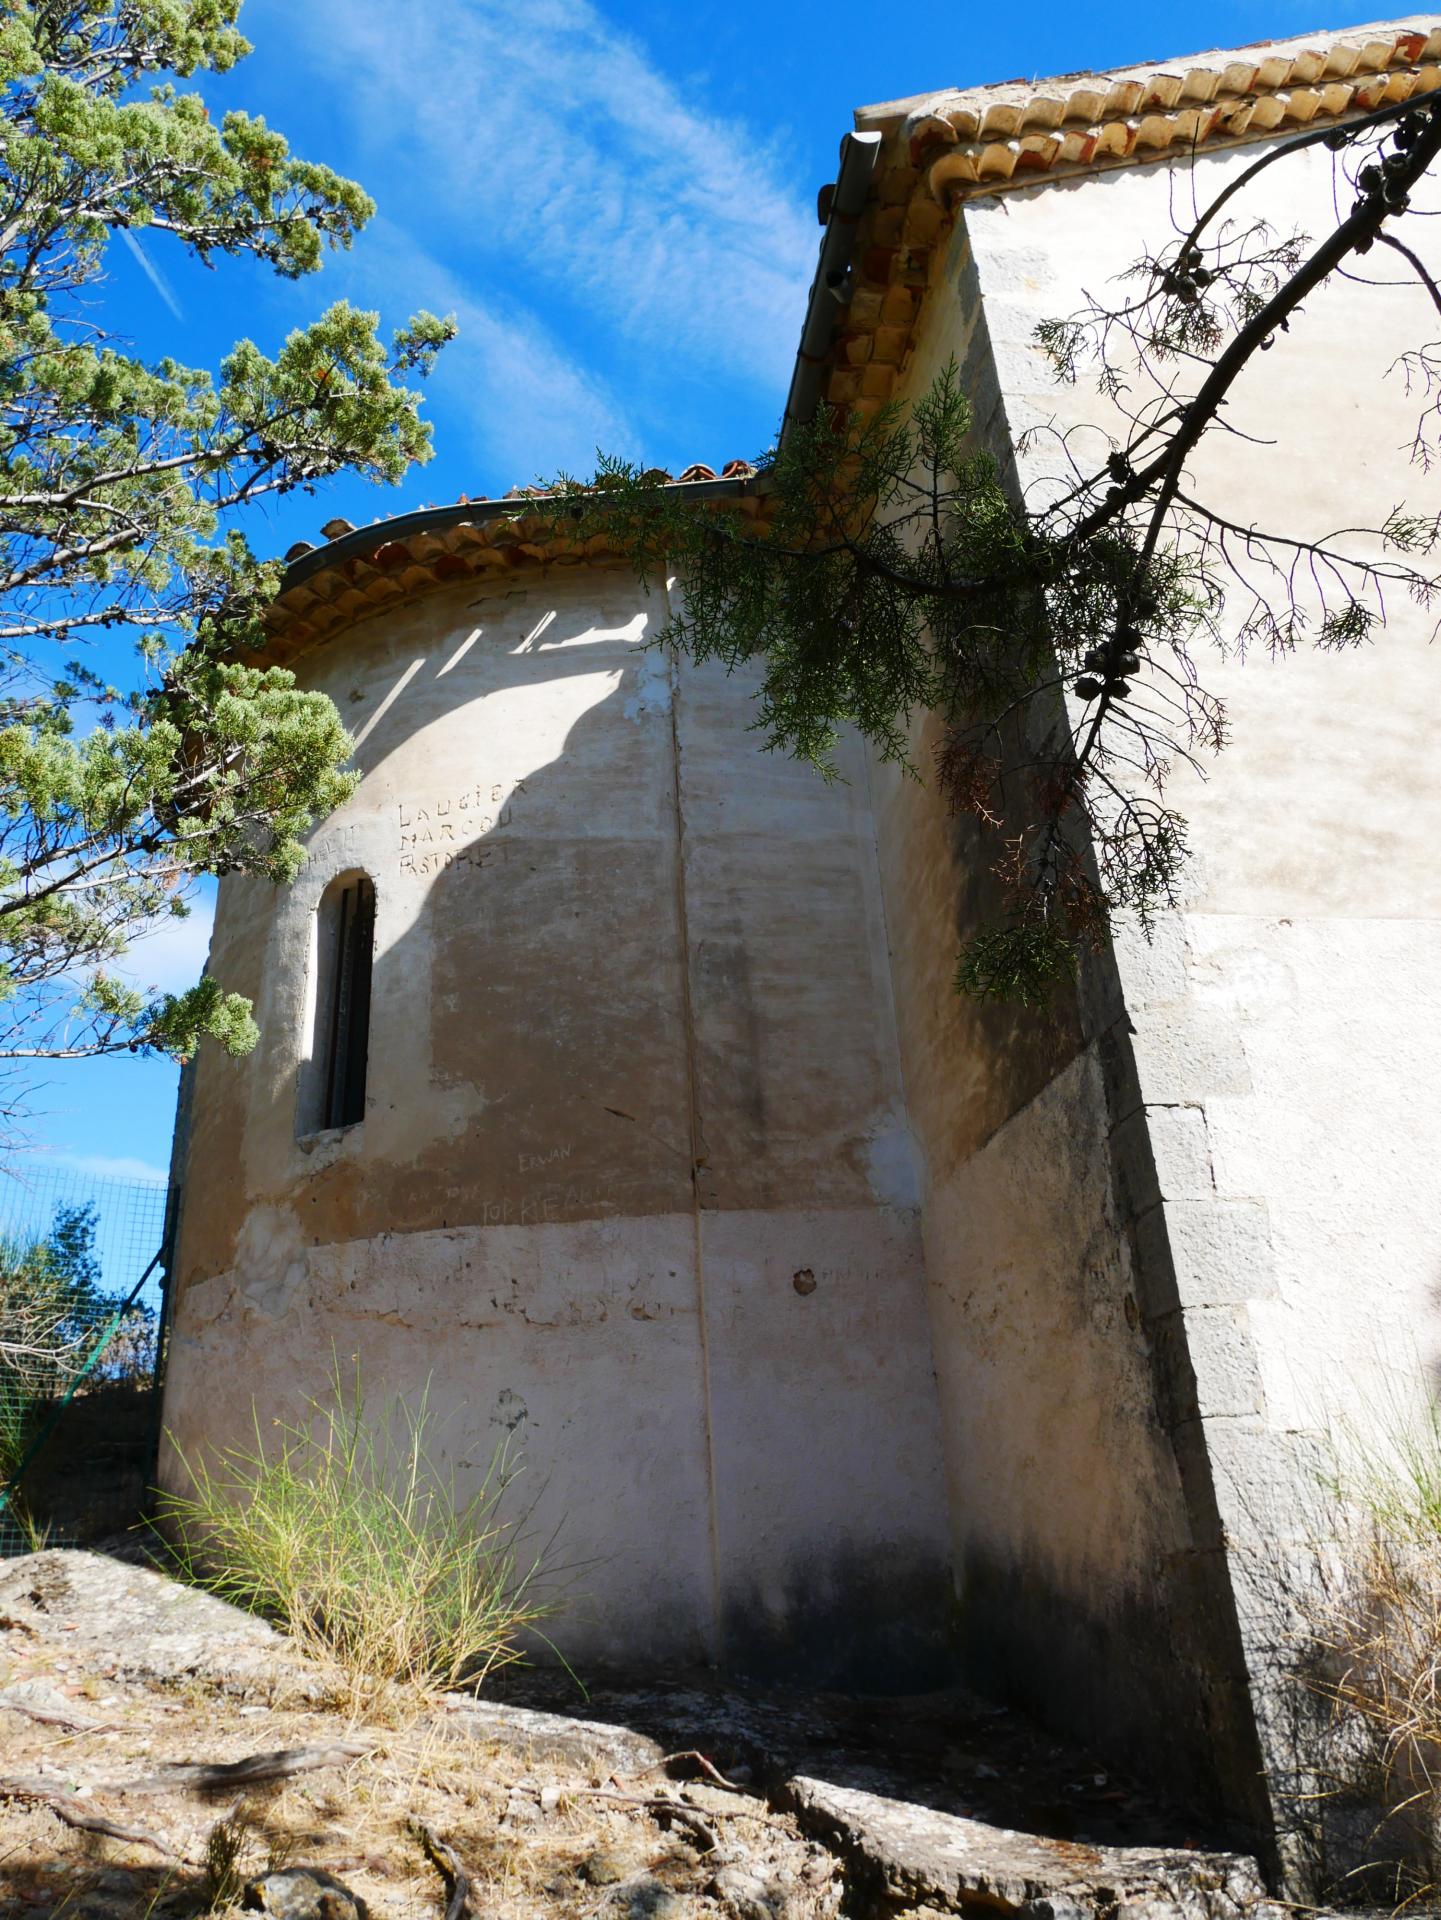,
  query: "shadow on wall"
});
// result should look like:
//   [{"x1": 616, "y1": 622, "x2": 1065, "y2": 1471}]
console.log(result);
[
  {"x1": 296, "y1": 594, "x2": 691, "y2": 1243},
  {"x1": 252, "y1": 586, "x2": 959, "y2": 1695},
  {"x1": 721, "y1": 1539, "x2": 962, "y2": 1694}
]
